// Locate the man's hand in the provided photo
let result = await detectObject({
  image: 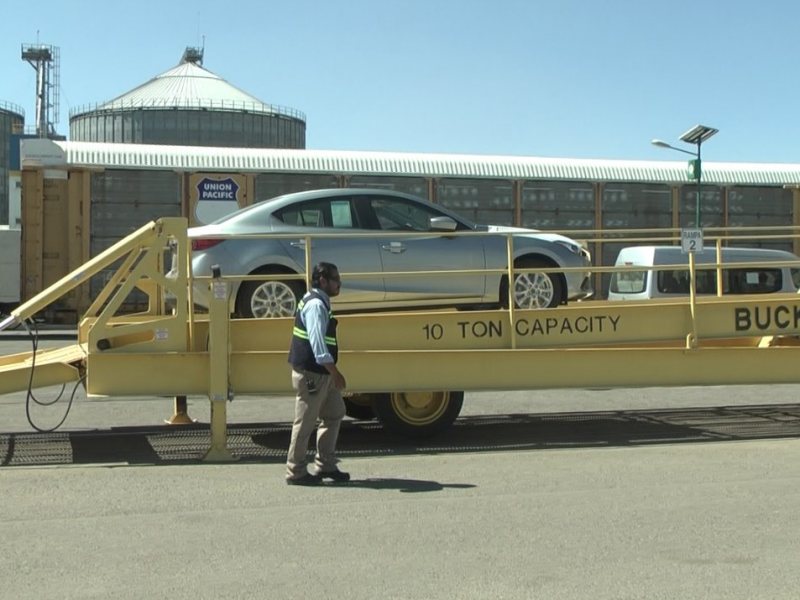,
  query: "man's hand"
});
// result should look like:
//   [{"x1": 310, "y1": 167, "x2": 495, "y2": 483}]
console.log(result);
[
  {"x1": 324, "y1": 364, "x2": 347, "y2": 390},
  {"x1": 331, "y1": 371, "x2": 347, "y2": 390}
]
